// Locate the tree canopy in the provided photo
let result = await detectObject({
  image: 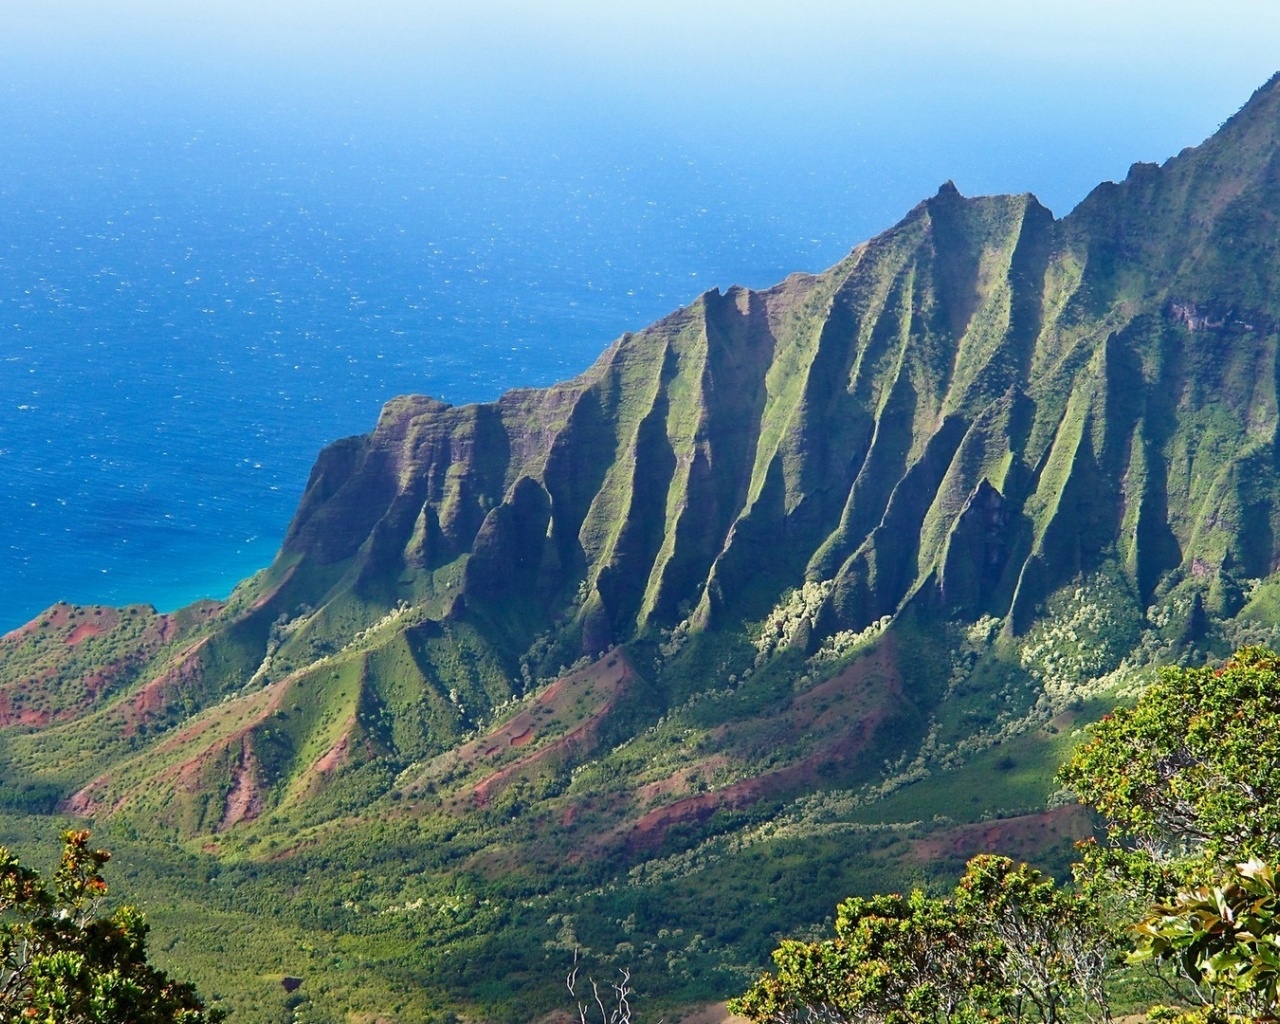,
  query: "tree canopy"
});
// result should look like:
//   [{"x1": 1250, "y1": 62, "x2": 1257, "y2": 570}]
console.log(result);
[
  {"x1": 1059, "y1": 646, "x2": 1280, "y2": 862},
  {"x1": 730, "y1": 856, "x2": 1106, "y2": 1024},
  {"x1": 0, "y1": 830, "x2": 223, "y2": 1023},
  {"x1": 735, "y1": 646, "x2": 1280, "y2": 1024}
]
